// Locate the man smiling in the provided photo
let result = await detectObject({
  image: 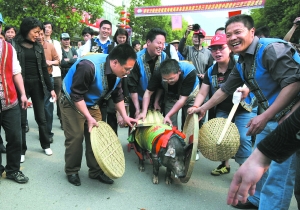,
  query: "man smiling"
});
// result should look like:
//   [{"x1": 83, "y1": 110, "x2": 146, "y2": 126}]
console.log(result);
[{"x1": 193, "y1": 14, "x2": 300, "y2": 210}]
